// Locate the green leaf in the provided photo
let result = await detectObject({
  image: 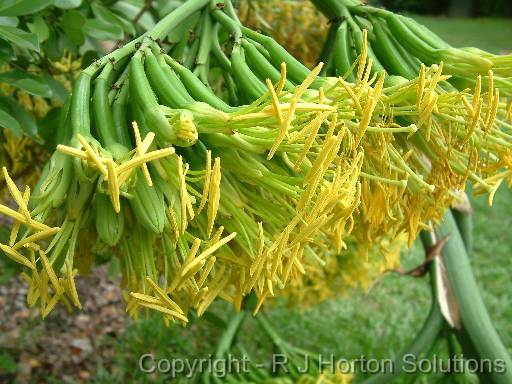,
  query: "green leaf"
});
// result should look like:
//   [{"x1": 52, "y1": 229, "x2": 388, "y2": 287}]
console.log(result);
[
  {"x1": 0, "y1": 96, "x2": 39, "y2": 139},
  {"x1": 60, "y1": 9, "x2": 85, "y2": 45},
  {"x1": 83, "y1": 18, "x2": 124, "y2": 41},
  {"x1": 0, "y1": 39, "x2": 15, "y2": 62},
  {"x1": 0, "y1": 105, "x2": 21, "y2": 137},
  {"x1": 113, "y1": 14, "x2": 135, "y2": 36},
  {"x1": 53, "y1": 0, "x2": 82, "y2": 9},
  {"x1": 27, "y1": 15, "x2": 49, "y2": 43},
  {"x1": 0, "y1": 25, "x2": 38, "y2": 51},
  {"x1": 42, "y1": 73, "x2": 68, "y2": 102},
  {"x1": 0, "y1": 72, "x2": 52, "y2": 97},
  {"x1": 112, "y1": 1, "x2": 155, "y2": 31},
  {"x1": 0, "y1": 16, "x2": 18, "y2": 27},
  {"x1": 0, "y1": 0, "x2": 53, "y2": 17},
  {"x1": 92, "y1": 3, "x2": 135, "y2": 36},
  {"x1": 13, "y1": 79, "x2": 51, "y2": 97},
  {"x1": 42, "y1": 29, "x2": 76, "y2": 60},
  {"x1": 37, "y1": 106, "x2": 62, "y2": 150}
]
